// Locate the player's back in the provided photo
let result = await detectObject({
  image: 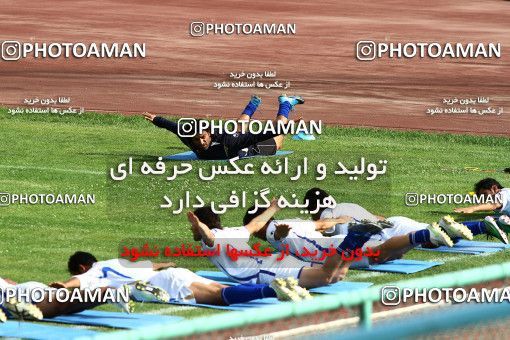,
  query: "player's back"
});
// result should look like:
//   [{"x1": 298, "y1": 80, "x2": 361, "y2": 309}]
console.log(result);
[
  {"x1": 74, "y1": 258, "x2": 156, "y2": 289},
  {"x1": 203, "y1": 227, "x2": 267, "y2": 284}
]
